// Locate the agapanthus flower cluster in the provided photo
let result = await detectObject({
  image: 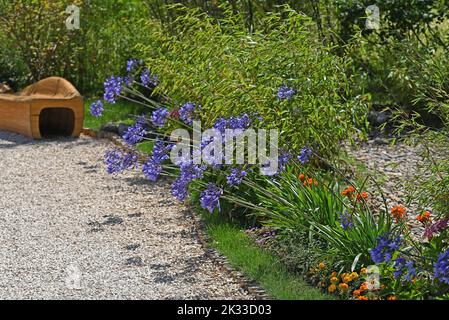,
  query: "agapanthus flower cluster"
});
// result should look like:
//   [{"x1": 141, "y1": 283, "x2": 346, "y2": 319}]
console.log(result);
[
  {"x1": 434, "y1": 249, "x2": 449, "y2": 284},
  {"x1": 126, "y1": 58, "x2": 139, "y2": 72},
  {"x1": 171, "y1": 161, "x2": 205, "y2": 201},
  {"x1": 142, "y1": 140, "x2": 172, "y2": 181},
  {"x1": 278, "y1": 150, "x2": 292, "y2": 172},
  {"x1": 370, "y1": 233, "x2": 402, "y2": 264},
  {"x1": 124, "y1": 75, "x2": 134, "y2": 87},
  {"x1": 277, "y1": 85, "x2": 296, "y2": 100},
  {"x1": 200, "y1": 183, "x2": 223, "y2": 213},
  {"x1": 229, "y1": 113, "x2": 251, "y2": 130},
  {"x1": 339, "y1": 211, "x2": 354, "y2": 230},
  {"x1": 226, "y1": 168, "x2": 247, "y2": 186},
  {"x1": 179, "y1": 102, "x2": 196, "y2": 125},
  {"x1": 140, "y1": 68, "x2": 158, "y2": 87},
  {"x1": 298, "y1": 147, "x2": 312, "y2": 164},
  {"x1": 122, "y1": 115, "x2": 147, "y2": 146},
  {"x1": 89, "y1": 100, "x2": 104, "y2": 117},
  {"x1": 424, "y1": 218, "x2": 449, "y2": 239},
  {"x1": 151, "y1": 107, "x2": 169, "y2": 128},
  {"x1": 104, "y1": 149, "x2": 138, "y2": 174},
  {"x1": 103, "y1": 76, "x2": 123, "y2": 104},
  {"x1": 394, "y1": 257, "x2": 416, "y2": 282}
]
